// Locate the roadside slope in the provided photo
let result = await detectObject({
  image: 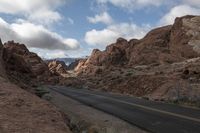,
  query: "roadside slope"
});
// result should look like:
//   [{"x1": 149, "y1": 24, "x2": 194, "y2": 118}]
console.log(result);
[
  {"x1": 0, "y1": 39, "x2": 71, "y2": 133},
  {"x1": 0, "y1": 77, "x2": 71, "y2": 133}
]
